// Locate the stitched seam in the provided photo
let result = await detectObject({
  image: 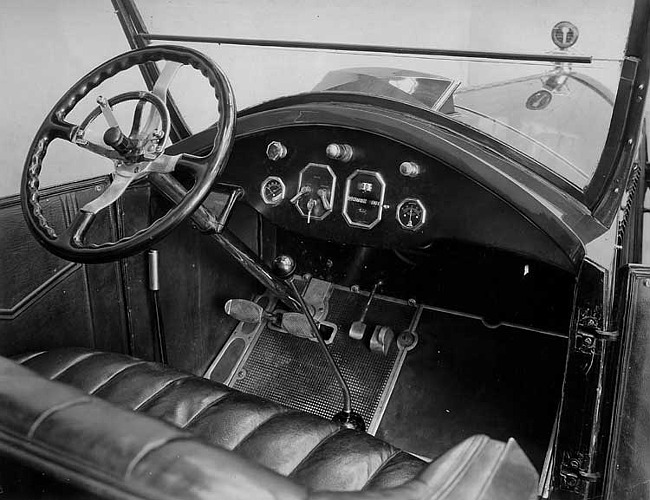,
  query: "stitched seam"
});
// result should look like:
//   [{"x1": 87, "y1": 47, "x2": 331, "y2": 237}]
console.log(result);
[
  {"x1": 288, "y1": 428, "x2": 343, "y2": 477},
  {"x1": 88, "y1": 361, "x2": 148, "y2": 395},
  {"x1": 361, "y1": 450, "x2": 401, "y2": 490},
  {"x1": 423, "y1": 435, "x2": 488, "y2": 500},
  {"x1": 181, "y1": 391, "x2": 235, "y2": 429},
  {"x1": 124, "y1": 435, "x2": 191, "y2": 479},
  {"x1": 476, "y1": 440, "x2": 509, "y2": 500},
  {"x1": 132, "y1": 375, "x2": 191, "y2": 412},
  {"x1": 231, "y1": 408, "x2": 294, "y2": 451},
  {"x1": 14, "y1": 351, "x2": 47, "y2": 365},
  {"x1": 27, "y1": 397, "x2": 92, "y2": 439},
  {"x1": 50, "y1": 352, "x2": 101, "y2": 380}
]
